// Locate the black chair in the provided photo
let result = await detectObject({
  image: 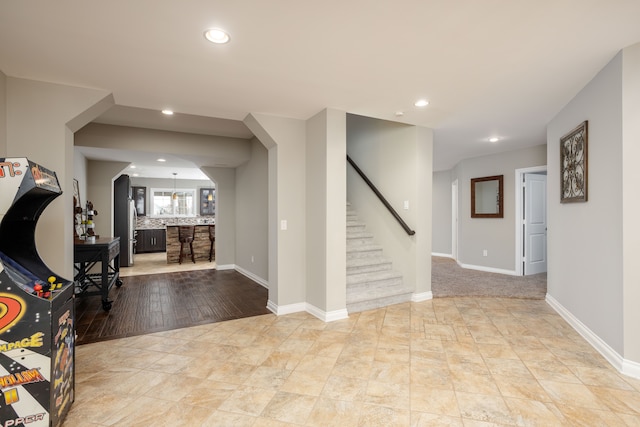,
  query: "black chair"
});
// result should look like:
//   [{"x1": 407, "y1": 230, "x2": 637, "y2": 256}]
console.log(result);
[
  {"x1": 178, "y1": 226, "x2": 196, "y2": 264},
  {"x1": 208, "y1": 225, "x2": 215, "y2": 262}
]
